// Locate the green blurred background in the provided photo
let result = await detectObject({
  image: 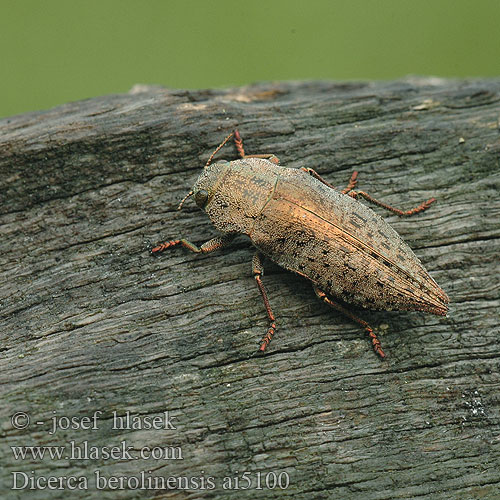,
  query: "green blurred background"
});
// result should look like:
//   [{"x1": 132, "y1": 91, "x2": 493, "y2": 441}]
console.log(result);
[{"x1": 1, "y1": 0, "x2": 500, "y2": 118}]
